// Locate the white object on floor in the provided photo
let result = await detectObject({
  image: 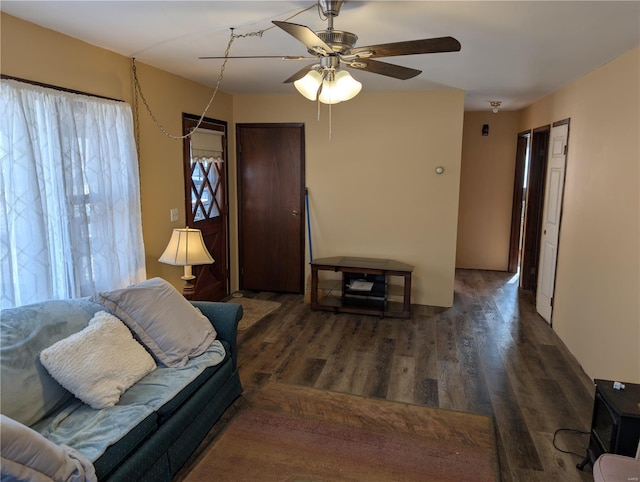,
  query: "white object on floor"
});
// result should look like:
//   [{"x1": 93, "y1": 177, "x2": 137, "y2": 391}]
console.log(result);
[{"x1": 592, "y1": 453, "x2": 640, "y2": 482}]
